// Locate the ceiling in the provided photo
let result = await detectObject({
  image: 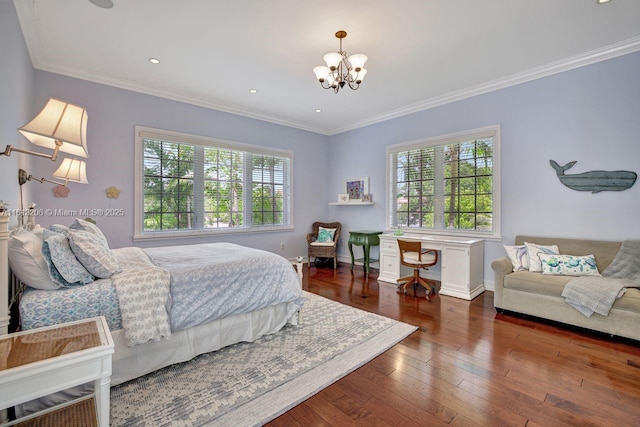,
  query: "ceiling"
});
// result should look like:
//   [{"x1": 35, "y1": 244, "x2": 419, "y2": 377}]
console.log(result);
[{"x1": 13, "y1": 0, "x2": 640, "y2": 135}]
